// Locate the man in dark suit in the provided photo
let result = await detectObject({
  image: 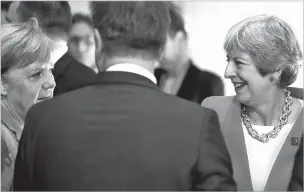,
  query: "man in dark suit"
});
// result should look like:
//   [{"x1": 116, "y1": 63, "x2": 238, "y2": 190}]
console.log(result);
[
  {"x1": 155, "y1": 3, "x2": 224, "y2": 104},
  {"x1": 6, "y1": 1, "x2": 96, "y2": 96},
  {"x1": 13, "y1": 2, "x2": 236, "y2": 191},
  {"x1": 288, "y1": 135, "x2": 303, "y2": 191}
]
